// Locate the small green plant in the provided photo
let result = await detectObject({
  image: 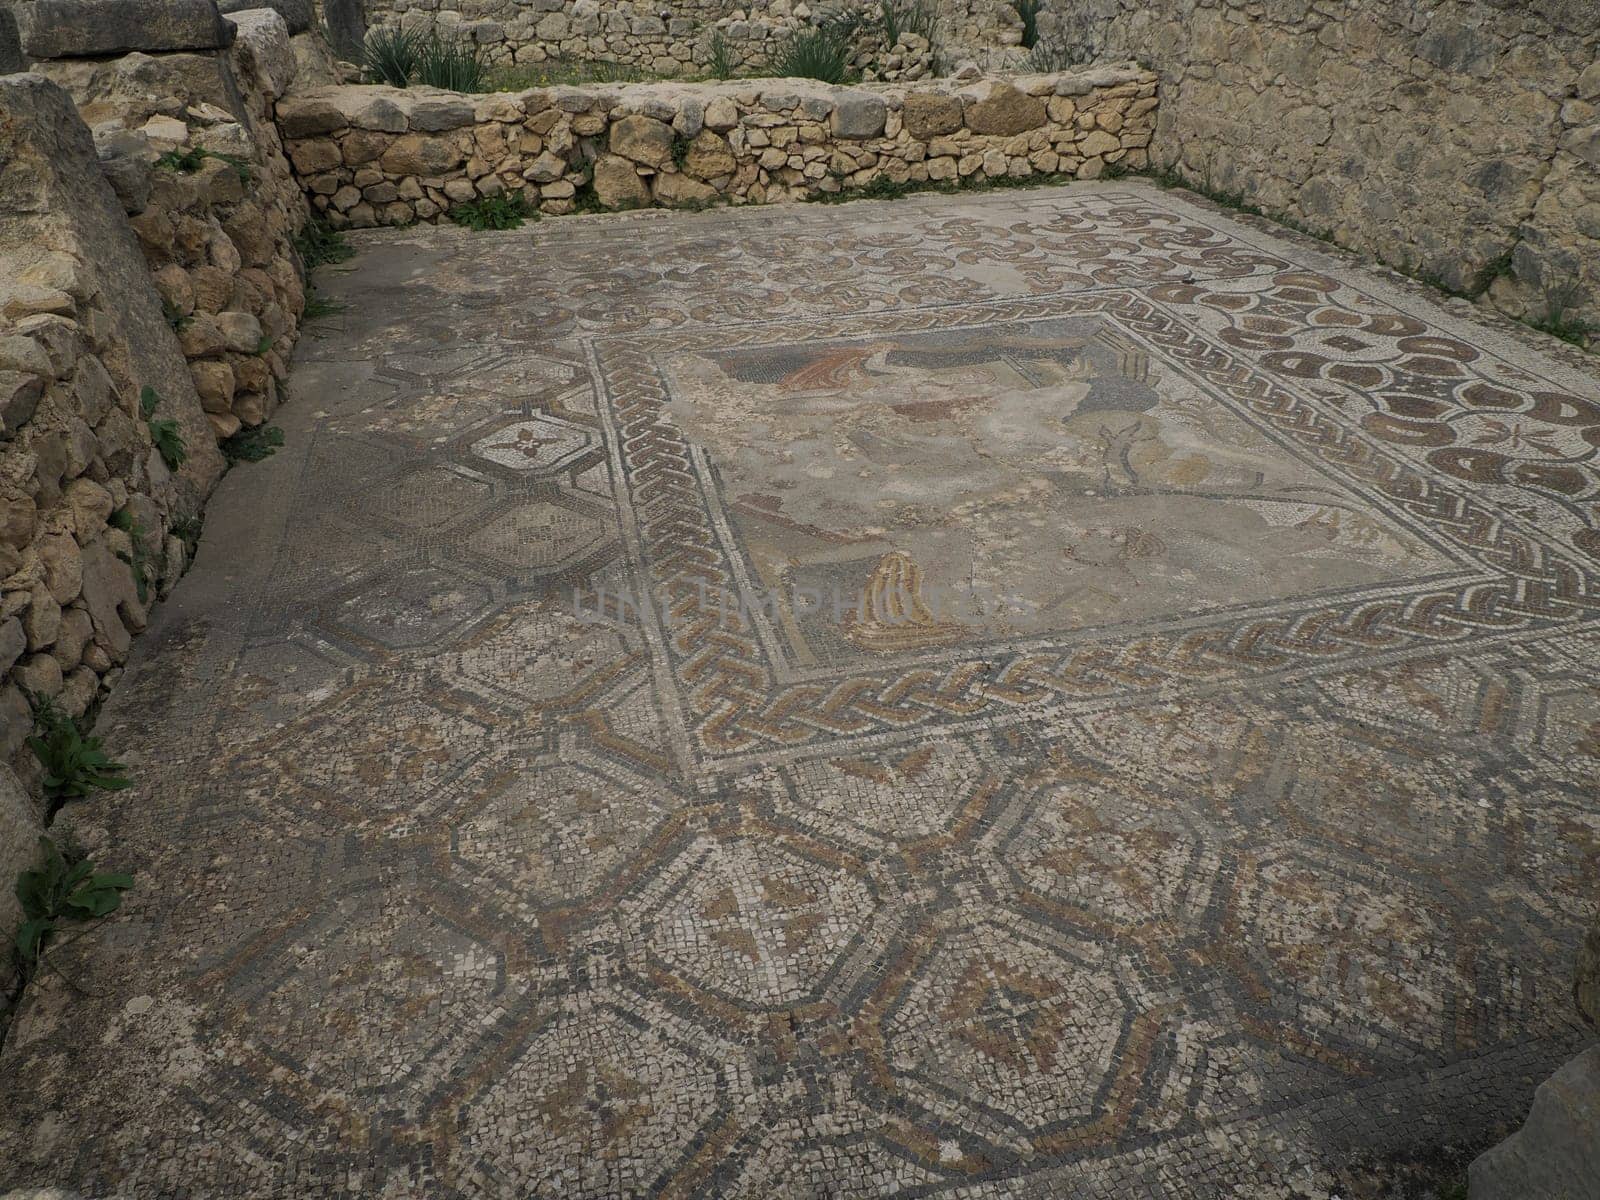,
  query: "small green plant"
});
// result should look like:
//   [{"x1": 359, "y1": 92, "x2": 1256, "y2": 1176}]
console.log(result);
[
  {"x1": 221, "y1": 424, "x2": 285, "y2": 465},
  {"x1": 1009, "y1": 0, "x2": 1042, "y2": 48},
  {"x1": 255, "y1": 334, "x2": 274, "y2": 355},
  {"x1": 155, "y1": 146, "x2": 207, "y2": 173},
  {"x1": 155, "y1": 146, "x2": 251, "y2": 183},
  {"x1": 483, "y1": 56, "x2": 648, "y2": 91},
  {"x1": 13, "y1": 837, "x2": 133, "y2": 978},
  {"x1": 361, "y1": 24, "x2": 424, "y2": 86},
  {"x1": 773, "y1": 19, "x2": 860, "y2": 84},
  {"x1": 708, "y1": 31, "x2": 735, "y2": 79},
  {"x1": 293, "y1": 217, "x2": 355, "y2": 271},
  {"x1": 140, "y1": 386, "x2": 185, "y2": 470},
  {"x1": 671, "y1": 132, "x2": 692, "y2": 171},
  {"x1": 415, "y1": 31, "x2": 487, "y2": 91},
  {"x1": 447, "y1": 192, "x2": 537, "y2": 231},
  {"x1": 1471, "y1": 248, "x2": 1515, "y2": 296},
  {"x1": 28, "y1": 698, "x2": 131, "y2": 805},
  {"x1": 148, "y1": 417, "x2": 187, "y2": 472}
]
